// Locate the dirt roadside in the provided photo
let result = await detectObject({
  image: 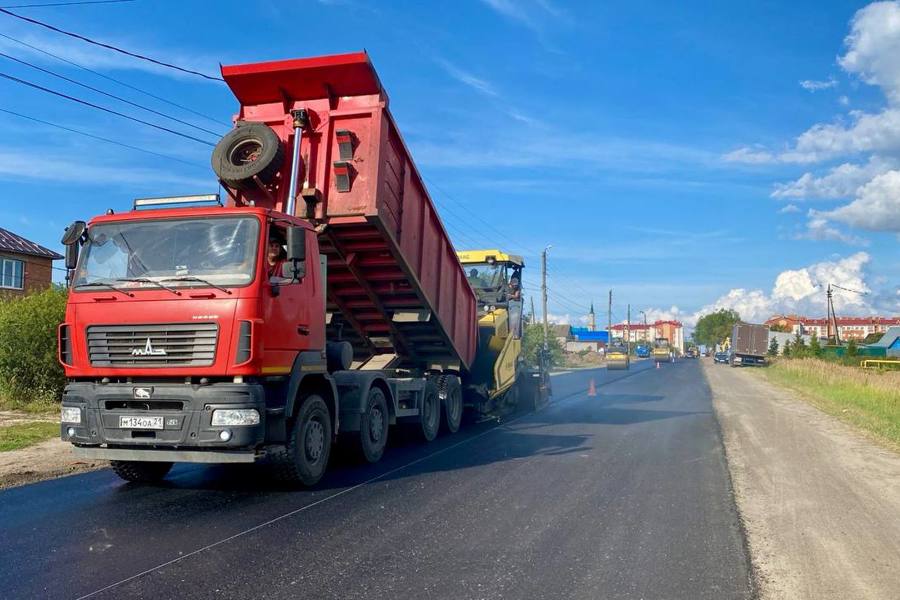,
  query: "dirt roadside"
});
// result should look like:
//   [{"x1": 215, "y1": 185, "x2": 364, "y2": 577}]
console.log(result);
[
  {"x1": 703, "y1": 360, "x2": 900, "y2": 599},
  {"x1": 0, "y1": 412, "x2": 106, "y2": 489}
]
